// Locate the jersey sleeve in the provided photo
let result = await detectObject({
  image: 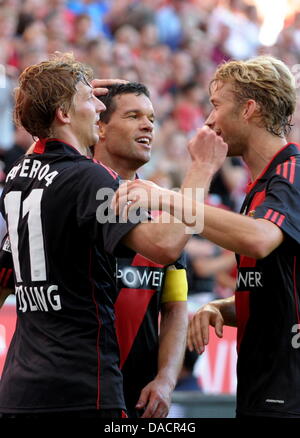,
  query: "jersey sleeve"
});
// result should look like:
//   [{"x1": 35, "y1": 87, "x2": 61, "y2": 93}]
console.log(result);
[
  {"x1": 76, "y1": 162, "x2": 148, "y2": 256},
  {"x1": 0, "y1": 234, "x2": 15, "y2": 289},
  {"x1": 171, "y1": 252, "x2": 187, "y2": 269},
  {"x1": 254, "y1": 158, "x2": 300, "y2": 244}
]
